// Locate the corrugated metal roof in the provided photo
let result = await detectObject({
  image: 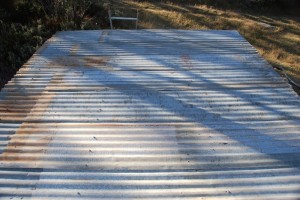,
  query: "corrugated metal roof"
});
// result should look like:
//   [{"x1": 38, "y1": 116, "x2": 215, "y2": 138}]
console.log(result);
[{"x1": 0, "y1": 29, "x2": 300, "y2": 199}]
